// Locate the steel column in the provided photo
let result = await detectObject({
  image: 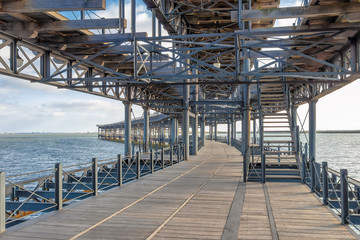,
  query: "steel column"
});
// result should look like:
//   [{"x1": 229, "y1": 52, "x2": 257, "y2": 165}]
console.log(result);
[
  {"x1": 170, "y1": 118, "x2": 178, "y2": 145},
  {"x1": 200, "y1": 115, "x2": 205, "y2": 141},
  {"x1": 242, "y1": 55, "x2": 251, "y2": 182},
  {"x1": 214, "y1": 122, "x2": 218, "y2": 141},
  {"x1": 192, "y1": 114, "x2": 199, "y2": 155},
  {"x1": 253, "y1": 117, "x2": 256, "y2": 144},
  {"x1": 309, "y1": 100, "x2": 317, "y2": 191},
  {"x1": 143, "y1": 106, "x2": 149, "y2": 151},
  {"x1": 131, "y1": 0, "x2": 136, "y2": 35},
  {"x1": 183, "y1": 79, "x2": 190, "y2": 160},
  {"x1": 227, "y1": 116, "x2": 231, "y2": 145},
  {"x1": 124, "y1": 101, "x2": 132, "y2": 156}
]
